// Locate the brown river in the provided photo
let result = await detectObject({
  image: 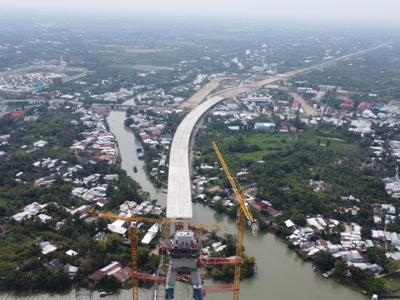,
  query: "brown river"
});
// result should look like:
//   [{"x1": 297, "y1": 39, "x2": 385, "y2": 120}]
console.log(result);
[{"x1": 0, "y1": 110, "x2": 367, "y2": 300}]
